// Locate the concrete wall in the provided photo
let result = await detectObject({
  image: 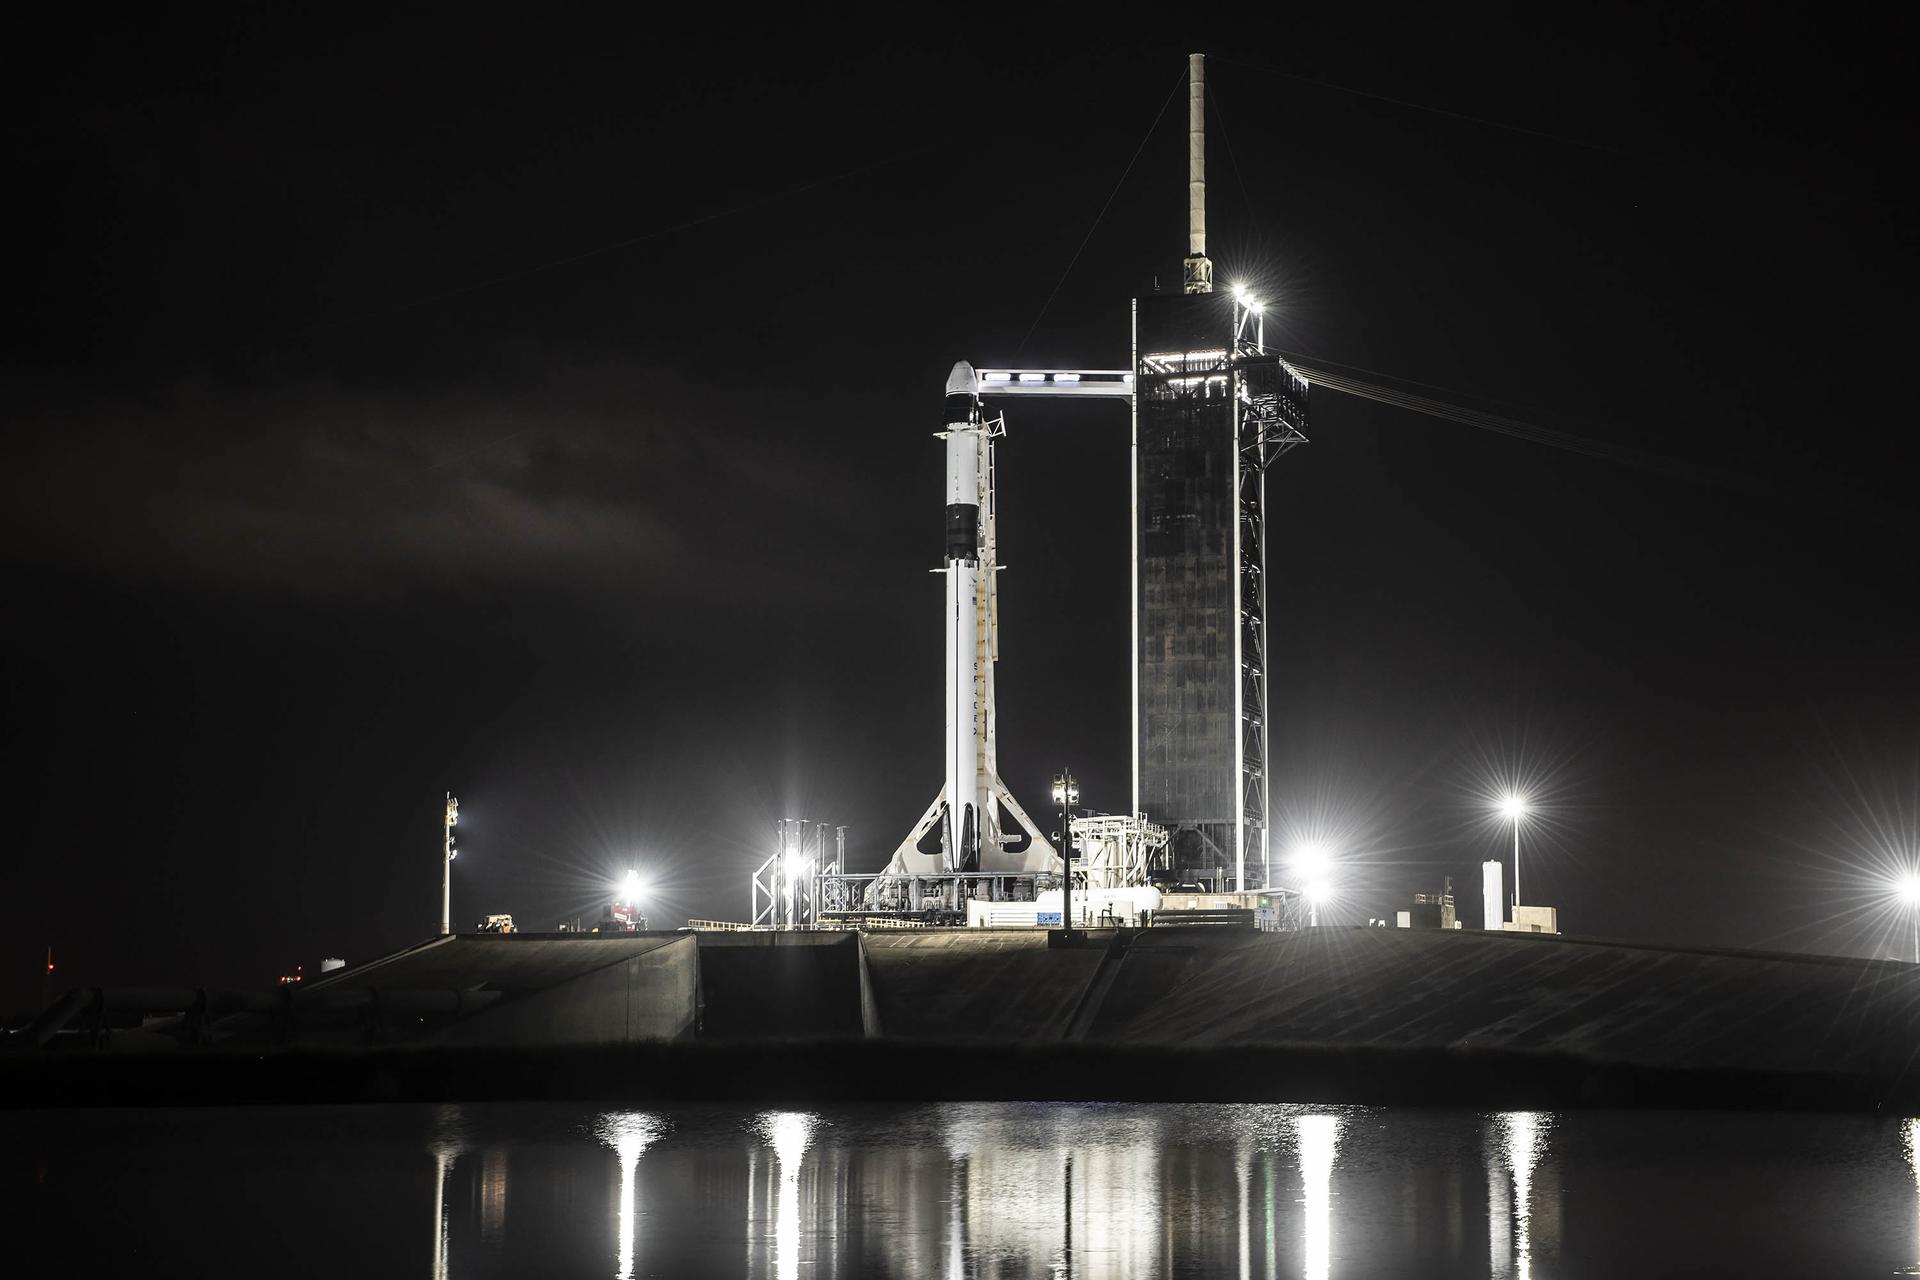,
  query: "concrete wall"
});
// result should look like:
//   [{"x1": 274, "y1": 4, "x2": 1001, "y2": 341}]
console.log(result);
[
  {"x1": 862, "y1": 930, "x2": 1107, "y2": 1041},
  {"x1": 1507, "y1": 906, "x2": 1560, "y2": 934},
  {"x1": 323, "y1": 926, "x2": 1920, "y2": 1082},
  {"x1": 1080, "y1": 926, "x2": 1920, "y2": 1077},
  {"x1": 436, "y1": 935, "x2": 698, "y2": 1046},
  {"x1": 854, "y1": 934, "x2": 883, "y2": 1037},
  {"x1": 695, "y1": 932, "x2": 869, "y2": 1040}
]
